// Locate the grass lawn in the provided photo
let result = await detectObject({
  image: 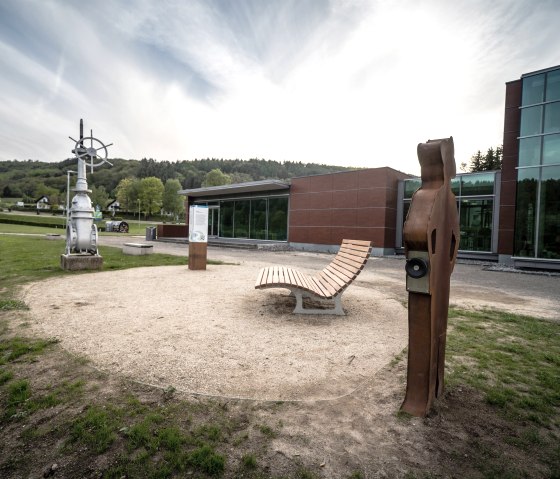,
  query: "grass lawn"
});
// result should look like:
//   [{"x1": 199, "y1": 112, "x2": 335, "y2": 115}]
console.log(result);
[
  {"x1": 0, "y1": 212, "x2": 164, "y2": 236},
  {"x1": 0, "y1": 228, "x2": 558, "y2": 478},
  {"x1": 0, "y1": 234, "x2": 188, "y2": 293}
]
